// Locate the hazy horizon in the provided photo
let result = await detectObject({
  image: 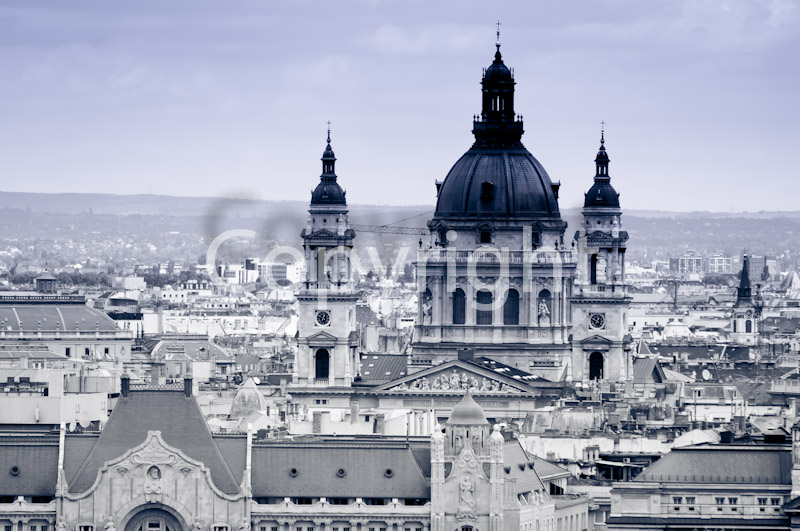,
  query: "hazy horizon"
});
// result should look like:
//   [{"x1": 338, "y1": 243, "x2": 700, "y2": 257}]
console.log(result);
[{"x1": 0, "y1": 0, "x2": 798, "y2": 212}]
